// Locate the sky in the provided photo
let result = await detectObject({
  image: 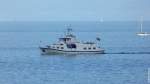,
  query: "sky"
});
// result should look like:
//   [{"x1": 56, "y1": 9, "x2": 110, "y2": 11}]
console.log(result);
[{"x1": 0, "y1": 0, "x2": 150, "y2": 21}]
